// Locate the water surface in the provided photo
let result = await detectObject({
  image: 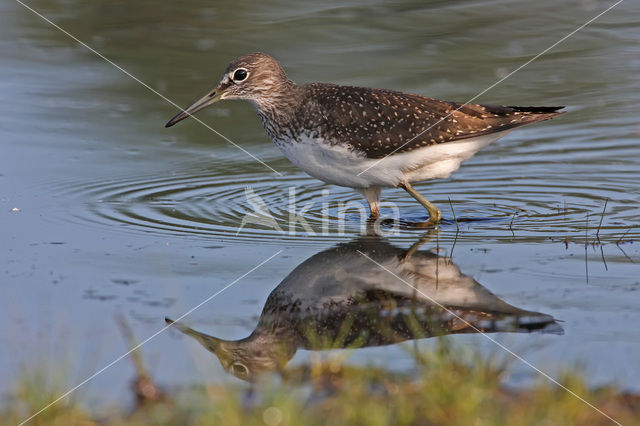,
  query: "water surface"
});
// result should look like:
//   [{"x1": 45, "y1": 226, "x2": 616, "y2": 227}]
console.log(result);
[{"x1": 1, "y1": 0, "x2": 639, "y2": 411}]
